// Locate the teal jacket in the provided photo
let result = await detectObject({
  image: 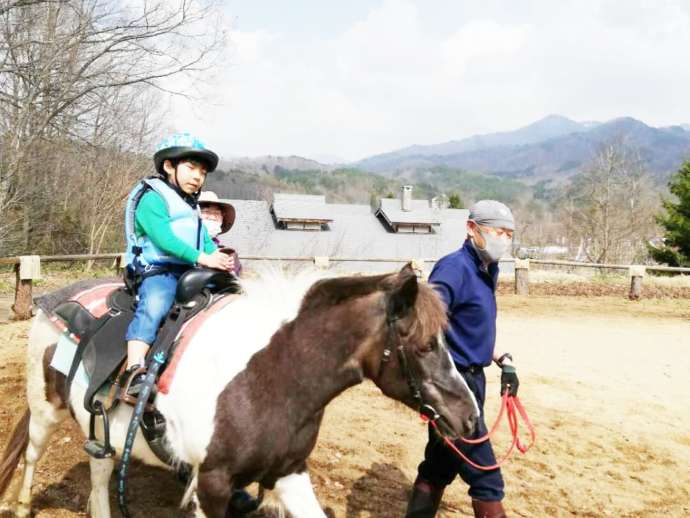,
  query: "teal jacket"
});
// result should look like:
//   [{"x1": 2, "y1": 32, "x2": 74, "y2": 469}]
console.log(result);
[{"x1": 124, "y1": 178, "x2": 215, "y2": 267}]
